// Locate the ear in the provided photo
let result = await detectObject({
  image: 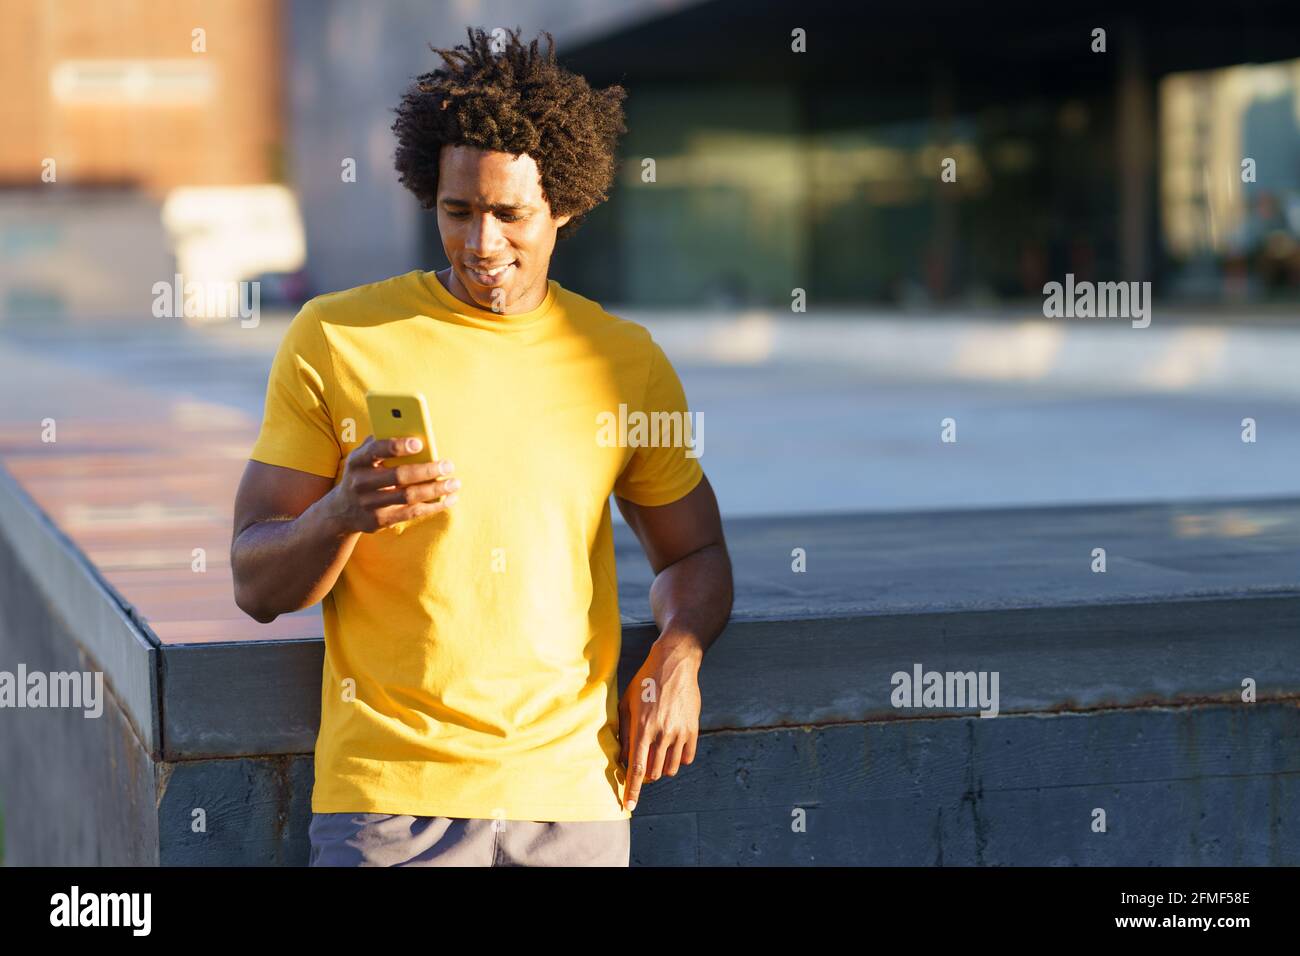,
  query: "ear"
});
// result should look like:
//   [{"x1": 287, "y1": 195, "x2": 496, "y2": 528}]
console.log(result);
[{"x1": 555, "y1": 212, "x2": 573, "y2": 229}]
